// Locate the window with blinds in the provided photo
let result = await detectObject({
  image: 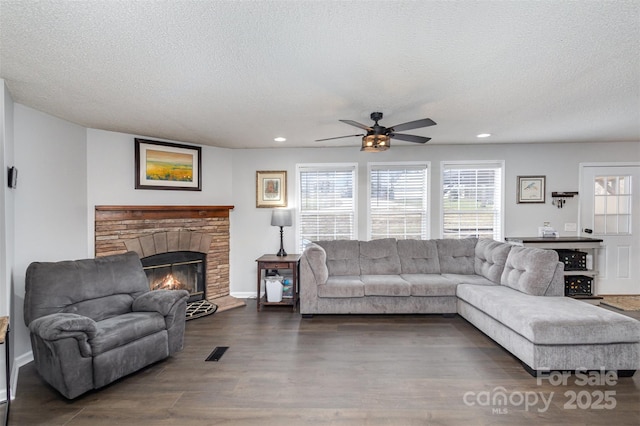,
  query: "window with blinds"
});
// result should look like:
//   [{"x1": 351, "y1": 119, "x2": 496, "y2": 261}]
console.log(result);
[
  {"x1": 441, "y1": 161, "x2": 503, "y2": 240},
  {"x1": 368, "y1": 162, "x2": 429, "y2": 240},
  {"x1": 297, "y1": 164, "x2": 357, "y2": 249}
]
